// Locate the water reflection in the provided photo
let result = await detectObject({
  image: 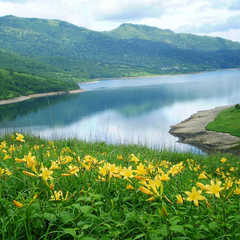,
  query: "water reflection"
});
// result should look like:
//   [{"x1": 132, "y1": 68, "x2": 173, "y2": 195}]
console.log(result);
[{"x1": 1, "y1": 69, "x2": 240, "y2": 153}]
